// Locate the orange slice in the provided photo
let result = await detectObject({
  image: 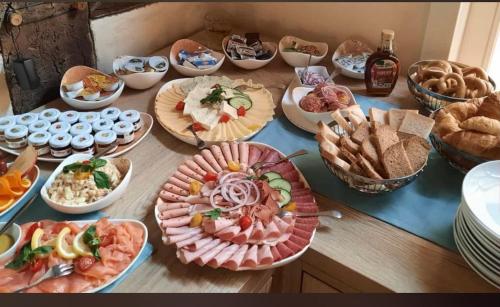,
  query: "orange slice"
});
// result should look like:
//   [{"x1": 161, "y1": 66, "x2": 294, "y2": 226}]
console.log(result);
[
  {"x1": 0, "y1": 196, "x2": 15, "y2": 212},
  {"x1": 0, "y1": 177, "x2": 22, "y2": 197},
  {"x1": 20, "y1": 178, "x2": 31, "y2": 189}
]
